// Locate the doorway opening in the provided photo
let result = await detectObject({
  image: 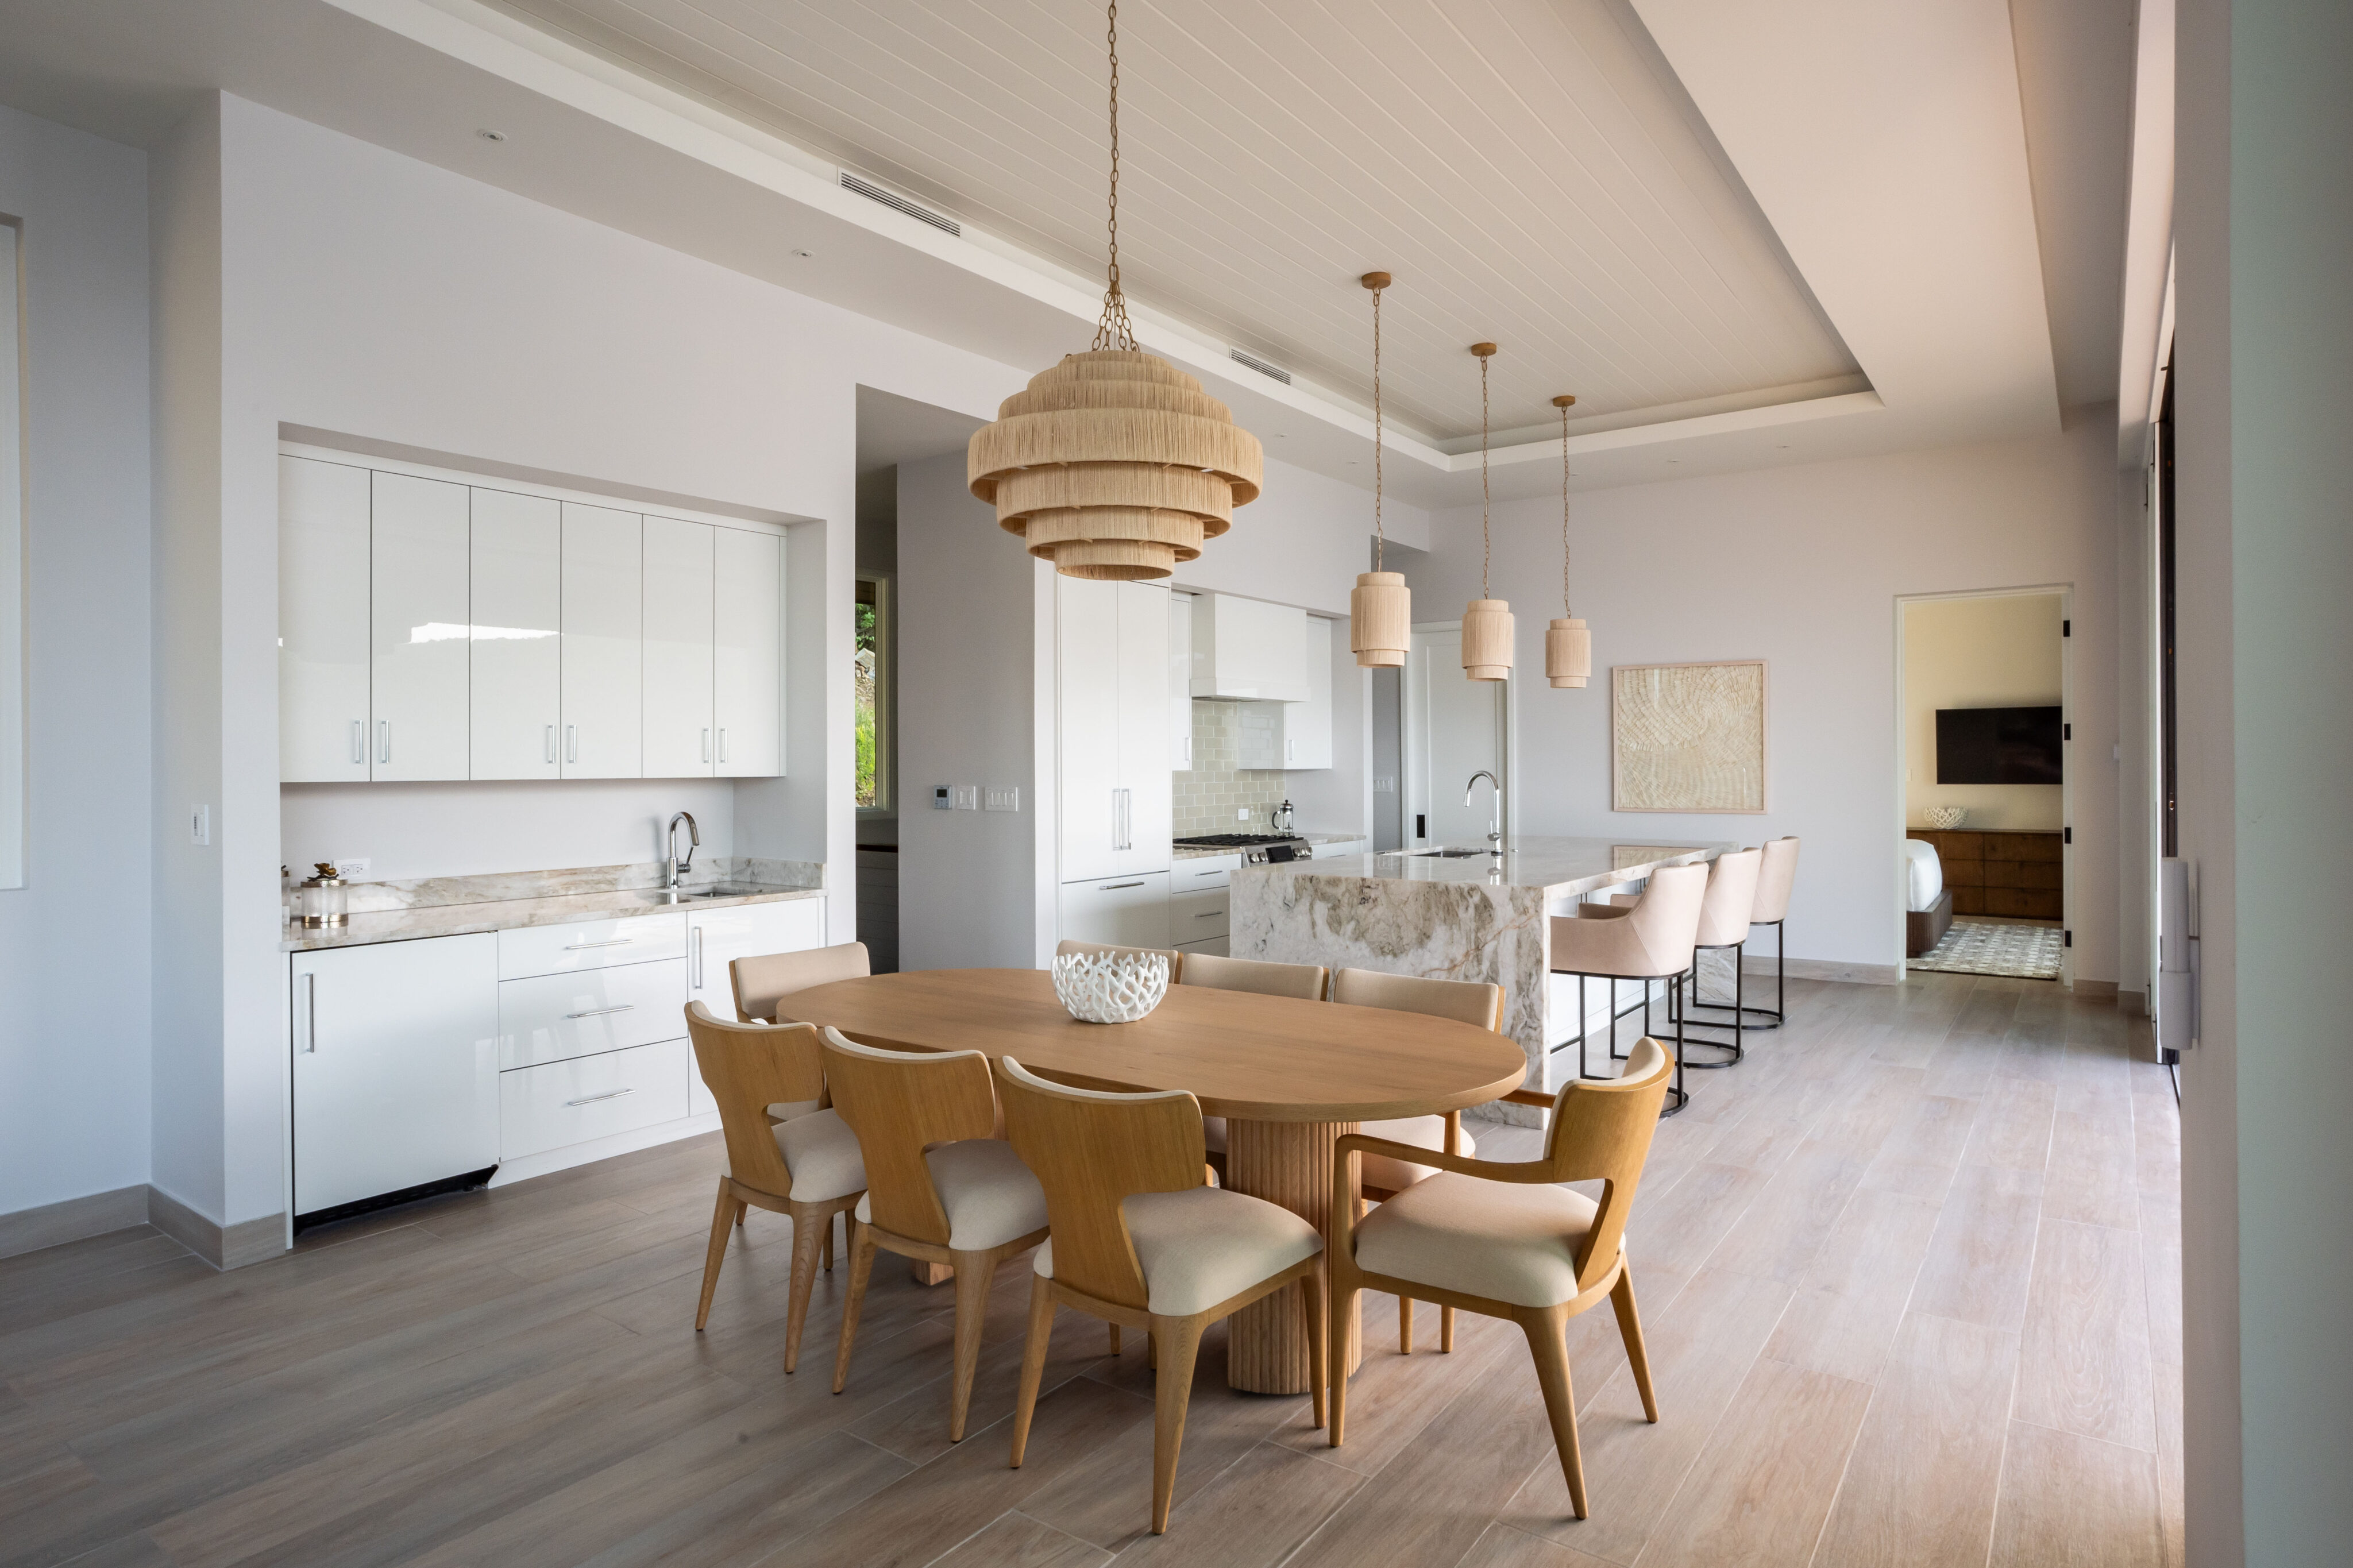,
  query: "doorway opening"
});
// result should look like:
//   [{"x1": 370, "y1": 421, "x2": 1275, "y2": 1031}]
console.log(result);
[
  {"x1": 1896, "y1": 588, "x2": 2072, "y2": 982},
  {"x1": 1401, "y1": 622, "x2": 1512, "y2": 852}
]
